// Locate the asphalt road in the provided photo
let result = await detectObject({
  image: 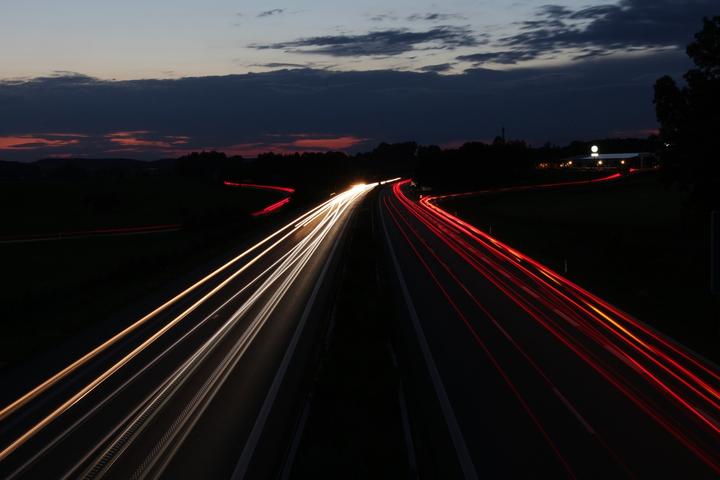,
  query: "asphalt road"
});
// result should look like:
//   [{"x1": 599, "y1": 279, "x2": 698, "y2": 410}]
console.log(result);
[
  {"x1": 3, "y1": 175, "x2": 718, "y2": 479},
  {"x1": 0, "y1": 183, "x2": 376, "y2": 480},
  {"x1": 379, "y1": 179, "x2": 720, "y2": 479}
]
